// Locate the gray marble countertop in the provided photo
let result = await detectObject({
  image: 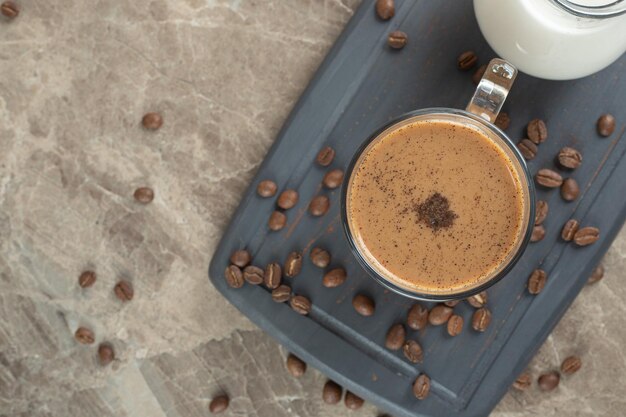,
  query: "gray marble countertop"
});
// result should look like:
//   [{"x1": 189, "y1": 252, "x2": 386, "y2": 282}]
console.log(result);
[{"x1": 1, "y1": 1, "x2": 624, "y2": 416}]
